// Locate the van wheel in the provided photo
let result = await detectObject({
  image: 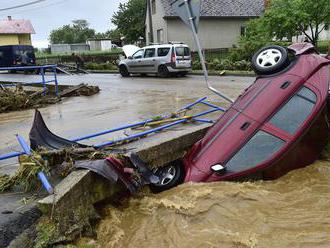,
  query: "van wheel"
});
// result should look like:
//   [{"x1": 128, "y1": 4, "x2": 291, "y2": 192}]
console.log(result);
[
  {"x1": 150, "y1": 161, "x2": 184, "y2": 193},
  {"x1": 158, "y1": 65, "x2": 169, "y2": 78},
  {"x1": 251, "y1": 45, "x2": 289, "y2": 75},
  {"x1": 119, "y1": 65, "x2": 130, "y2": 77}
]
